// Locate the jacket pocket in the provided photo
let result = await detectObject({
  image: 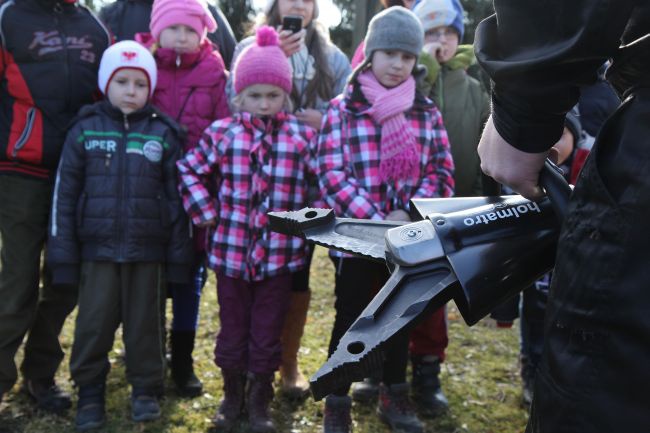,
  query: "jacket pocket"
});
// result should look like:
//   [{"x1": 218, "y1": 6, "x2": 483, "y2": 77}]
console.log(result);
[{"x1": 12, "y1": 107, "x2": 37, "y2": 158}]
